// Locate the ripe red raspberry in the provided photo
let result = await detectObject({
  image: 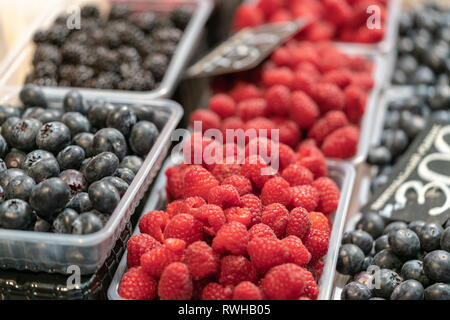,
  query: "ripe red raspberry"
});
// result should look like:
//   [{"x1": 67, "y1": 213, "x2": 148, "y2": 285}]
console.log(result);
[
  {"x1": 286, "y1": 207, "x2": 311, "y2": 239},
  {"x1": 277, "y1": 143, "x2": 296, "y2": 171},
  {"x1": 303, "y1": 229, "x2": 330, "y2": 260},
  {"x1": 261, "y1": 203, "x2": 289, "y2": 238},
  {"x1": 295, "y1": 61, "x2": 321, "y2": 78},
  {"x1": 245, "y1": 136, "x2": 275, "y2": 158},
  {"x1": 309, "y1": 256, "x2": 325, "y2": 279},
  {"x1": 138, "y1": 210, "x2": 169, "y2": 243},
  {"x1": 209, "y1": 94, "x2": 236, "y2": 119},
  {"x1": 183, "y1": 165, "x2": 219, "y2": 200},
  {"x1": 165, "y1": 238, "x2": 186, "y2": 255},
  {"x1": 237, "y1": 98, "x2": 268, "y2": 122},
  {"x1": 166, "y1": 200, "x2": 184, "y2": 218},
  {"x1": 309, "y1": 211, "x2": 330, "y2": 234},
  {"x1": 304, "y1": 21, "x2": 336, "y2": 41},
  {"x1": 271, "y1": 47, "x2": 291, "y2": 67},
  {"x1": 300, "y1": 268, "x2": 319, "y2": 300},
  {"x1": 158, "y1": 262, "x2": 193, "y2": 300},
  {"x1": 189, "y1": 109, "x2": 221, "y2": 134},
  {"x1": 184, "y1": 241, "x2": 219, "y2": 280},
  {"x1": 210, "y1": 161, "x2": 241, "y2": 184},
  {"x1": 321, "y1": 125, "x2": 359, "y2": 159},
  {"x1": 264, "y1": 85, "x2": 290, "y2": 117},
  {"x1": 257, "y1": 0, "x2": 284, "y2": 18},
  {"x1": 208, "y1": 184, "x2": 241, "y2": 209},
  {"x1": 140, "y1": 243, "x2": 184, "y2": 277},
  {"x1": 202, "y1": 283, "x2": 234, "y2": 300},
  {"x1": 321, "y1": 69, "x2": 353, "y2": 89},
  {"x1": 344, "y1": 85, "x2": 367, "y2": 123},
  {"x1": 282, "y1": 163, "x2": 313, "y2": 187},
  {"x1": 323, "y1": 0, "x2": 352, "y2": 27},
  {"x1": 290, "y1": 185, "x2": 319, "y2": 211},
  {"x1": 196, "y1": 204, "x2": 226, "y2": 236},
  {"x1": 119, "y1": 266, "x2": 157, "y2": 300},
  {"x1": 221, "y1": 117, "x2": 245, "y2": 138},
  {"x1": 297, "y1": 142, "x2": 328, "y2": 178},
  {"x1": 291, "y1": 71, "x2": 318, "y2": 96},
  {"x1": 164, "y1": 213, "x2": 204, "y2": 245},
  {"x1": 222, "y1": 175, "x2": 252, "y2": 196},
  {"x1": 224, "y1": 207, "x2": 252, "y2": 227},
  {"x1": 244, "y1": 117, "x2": 276, "y2": 138},
  {"x1": 289, "y1": 91, "x2": 320, "y2": 129},
  {"x1": 212, "y1": 222, "x2": 249, "y2": 256},
  {"x1": 241, "y1": 155, "x2": 273, "y2": 189},
  {"x1": 233, "y1": 4, "x2": 264, "y2": 31},
  {"x1": 261, "y1": 177, "x2": 291, "y2": 207},
  {"x1": 126, "y1": 233, "x2": 161, "y2": 268},
  {"x1": 308, "y1": 110, "x2": 349, "y2": 145},
  {"x1": 262, "y1": 67, "x2": 294, "y2": 88},
  {"x1": 248, "y1": 237, "x2": 291, "y2": 273},
  {"x1": 240, "y1": 194, "x2": 263, "y2": 227},
  {"x1": 277, "y1": 119, "x2": 301, "y2": 148},
  {"x1": 181, "y1": 196, "x2": 206, "y2": 216},
  {"x1": 351, "y1": 72, "x2": 374, "y2": 90},
  {"x1": 165, "y1": 165, "x2": 186, "y2": 201},
  {"x1": 282, "y1": 235, "x2": 312, "y2": 267},
  {"x1": 262, "y1": 263, "x2": 307, "y2": 300},
  {"x1": 182, "y1": 133, "x2": 217, "y2": 168},
  {"x1": 288, "y1": 43, "x2": 320, "y2": 68},
  {"x1": 310, "y1": 83, "x2": 345, "y2": 112},
  {"x1": 248, "y1": 223, "x2": 277, "y2": 240},
  {"x1": 233, "y1": 281, "x2": 264, "y2": 300},
  {"x1": 312, "y1": 177, "x2": 340, "y2": 214},
  {"x1": 230, "y1": 82, "x2": 262, "y2": 103},
  {"x1": 219, "y1": 255, "x2": 258, "y2": 286}
]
